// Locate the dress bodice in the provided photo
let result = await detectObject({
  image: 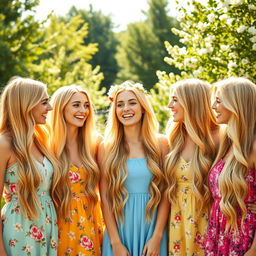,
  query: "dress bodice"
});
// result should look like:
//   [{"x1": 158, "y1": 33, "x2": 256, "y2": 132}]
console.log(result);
[
  {"x1": 4, "y1": 157, "x2": 54, "y2": 198},
  {"x1": 125, "y1": 158, "x2": 152, "y2": 193},
  {"x1": 174, "y1": 157, "x2": 192, "y2": 183},
  {"x1": 208, "y1": 159, "x2": 256, "y2": 203},
  {"x1": 68, "y1": 165, "x2": 88, "y2": 196}
]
